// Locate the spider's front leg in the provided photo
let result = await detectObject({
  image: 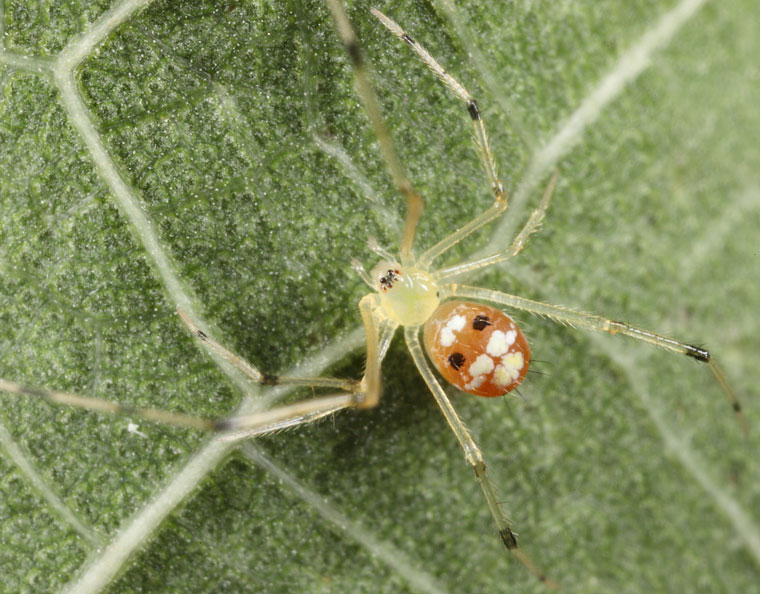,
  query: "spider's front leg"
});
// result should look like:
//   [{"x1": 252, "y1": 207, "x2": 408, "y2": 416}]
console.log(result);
[
  {"x1": 370, "y1": 9, "x2": 562, "y2": 279},
  {"x1": 369, "y1": 8, "x2": 510, "y2": 267},
  {"x1": 326, "y1": 0, "x2": 422, "y2": 263}
]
